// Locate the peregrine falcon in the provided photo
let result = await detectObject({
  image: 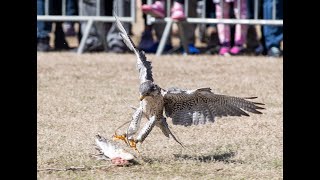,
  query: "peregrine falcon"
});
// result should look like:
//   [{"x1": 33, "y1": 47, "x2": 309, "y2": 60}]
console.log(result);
[{"x1": 112, "y1": 15, "x2": 265, "y2": 152}]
